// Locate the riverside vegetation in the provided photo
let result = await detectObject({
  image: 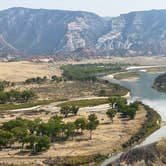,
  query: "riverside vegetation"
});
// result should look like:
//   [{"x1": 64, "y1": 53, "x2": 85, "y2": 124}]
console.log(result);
[{"x1": 153, "y1": 73, "x2": 166, "y2": 93}]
